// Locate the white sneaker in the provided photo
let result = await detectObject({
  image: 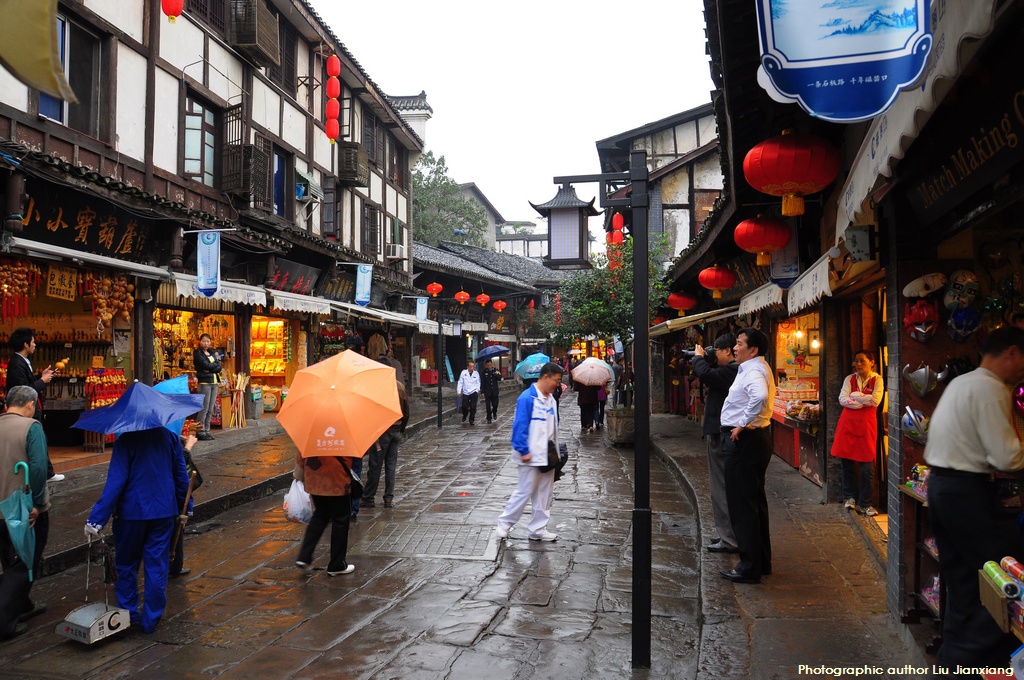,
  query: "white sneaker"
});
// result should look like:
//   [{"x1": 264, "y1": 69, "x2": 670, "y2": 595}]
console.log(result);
[
  {"x1": 528, "y1": 531, "x2": 558, "y2": 542},
  {"x1": 327, "y1": 564, "x2": 355, "y2": 576},
  {"x1": 843, "y1": 498, "x2": 856, "y2": 510},
  {"x1": 48, "y1": 474, "x2": 66, "y2": 482},
  {"x1": 295, "y1": 561, "x2": 312, "y2": 571},
  {"x1": 495, "y1": 524, "x2": 511, "y2": 539},
  {"x1": 860, "y1": 506, "x2": 879, "y2": 517}
]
